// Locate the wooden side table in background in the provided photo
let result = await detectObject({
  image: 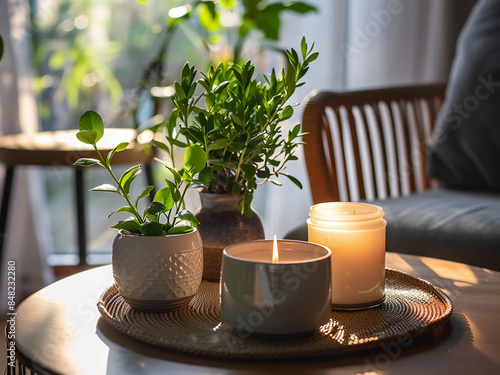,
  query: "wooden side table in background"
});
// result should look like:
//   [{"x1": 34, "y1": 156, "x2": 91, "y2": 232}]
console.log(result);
[{"x1": 0, "y1": 129, "x2": 154, "y2": 278}]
